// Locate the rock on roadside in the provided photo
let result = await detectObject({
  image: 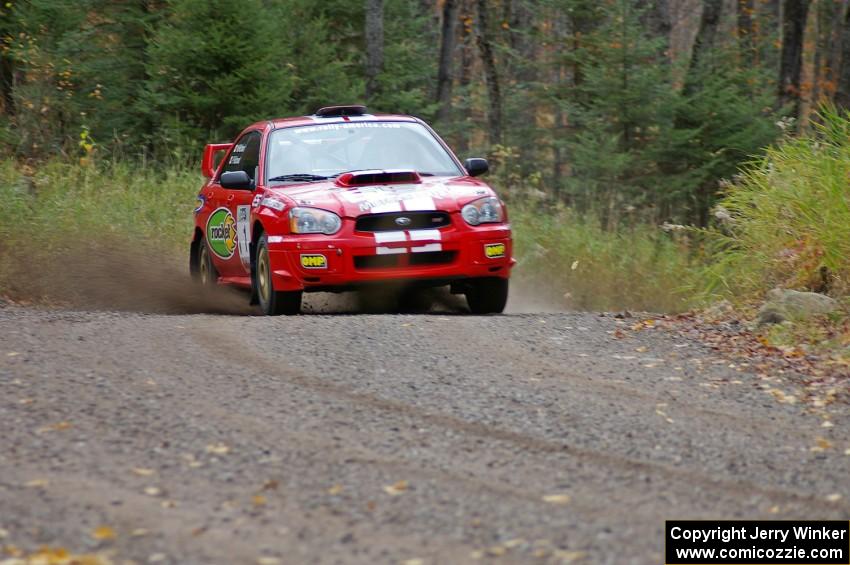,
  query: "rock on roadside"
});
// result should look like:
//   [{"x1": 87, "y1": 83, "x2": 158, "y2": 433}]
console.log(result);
[{"x1": 757, "y1": 288, "x2": 839, "y2": 325}]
